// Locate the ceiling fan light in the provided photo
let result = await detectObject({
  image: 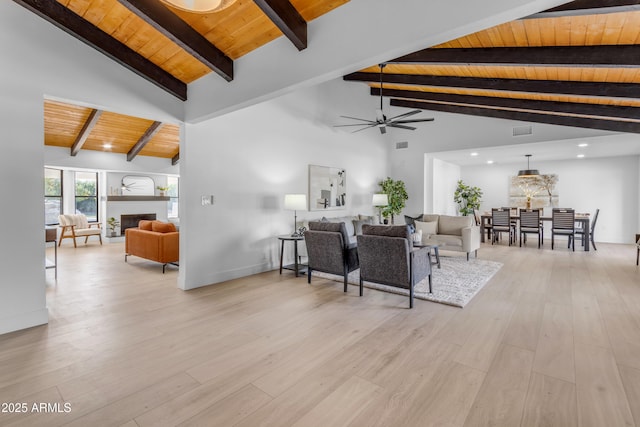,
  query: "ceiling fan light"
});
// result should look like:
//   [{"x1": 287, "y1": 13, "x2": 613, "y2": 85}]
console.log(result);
[{"x1": 160, "y1": 0, "x2": 236, "y2": 13}]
